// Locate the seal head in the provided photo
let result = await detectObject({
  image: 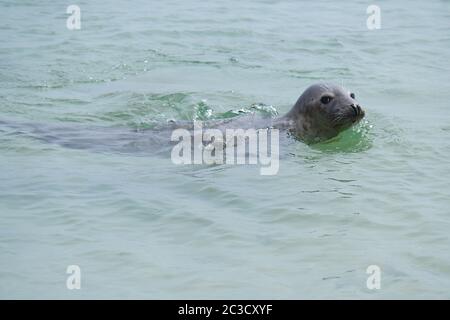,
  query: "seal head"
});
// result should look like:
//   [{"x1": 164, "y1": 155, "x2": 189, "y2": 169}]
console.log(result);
[{"x1": 280, "y1": 83, "x2": 365, "y2": 143}]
